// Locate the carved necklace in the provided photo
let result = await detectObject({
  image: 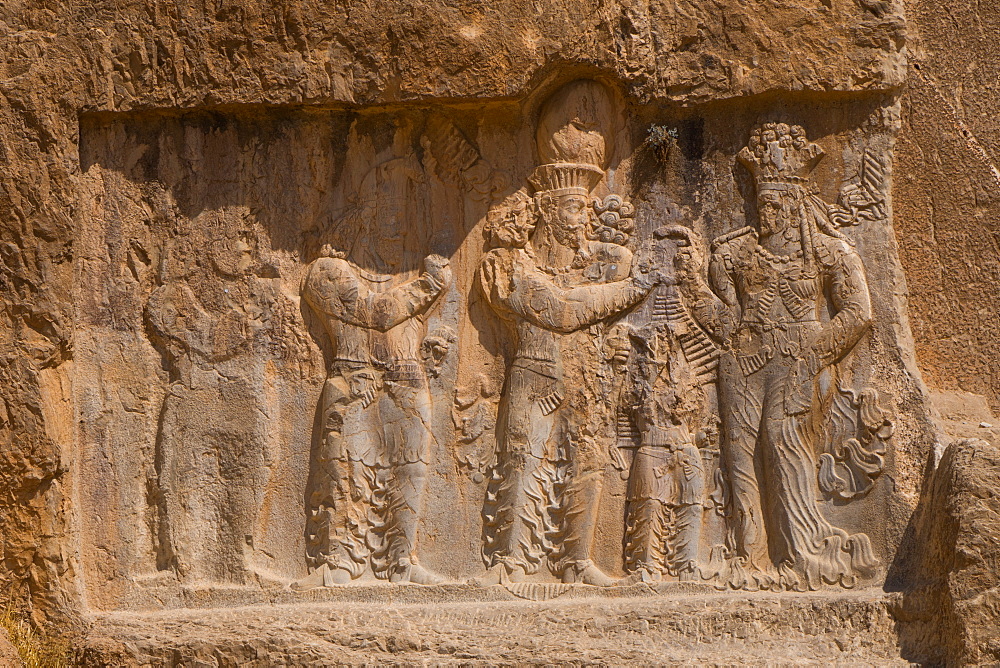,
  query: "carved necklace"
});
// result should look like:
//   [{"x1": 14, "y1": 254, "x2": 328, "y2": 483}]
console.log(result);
[
  {"x1": 540, "y1": 263, "x2": 575, "y2": 276},
  {"x1": 752, "y1": 243, "x2": 803, "y2": 267}
]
